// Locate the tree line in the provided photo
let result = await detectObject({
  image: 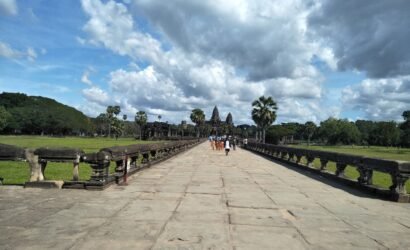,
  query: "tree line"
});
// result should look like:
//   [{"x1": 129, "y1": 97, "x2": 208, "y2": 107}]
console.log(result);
[
  {"x1": 1, "y1": 92, "x2": 409, "y2": 147},
  {"x1": 263, "y1": 117, "x2": 409, "y2": 147},
  {"x1": 249, "y1": 95, "x2": 410, "y2": 147},
  {"x1": 0, "y1": 92, "x2": 92, "y2": 135}
]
